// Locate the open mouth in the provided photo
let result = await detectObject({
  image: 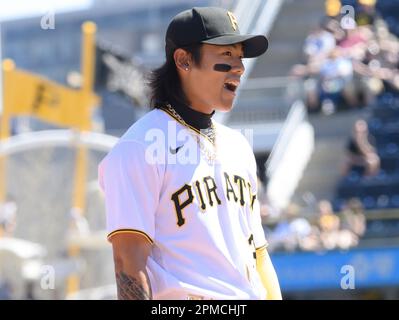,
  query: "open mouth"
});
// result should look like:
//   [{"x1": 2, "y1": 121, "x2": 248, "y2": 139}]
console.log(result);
[{"x1": 223, "y1": 80, "x2": 239, "y2": 93}]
